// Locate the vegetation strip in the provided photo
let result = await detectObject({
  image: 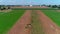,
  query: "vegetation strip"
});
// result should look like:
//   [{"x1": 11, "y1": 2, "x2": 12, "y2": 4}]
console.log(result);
[
  {"x1": 12, "y1": 8, "x2": 60, "y2": 10},
  {"x1": 0, "y1": 9, "x2": 25, "y2": 34},
  {"x1": 31, "y1": 10, "x2": 43, "y2": 34}
]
